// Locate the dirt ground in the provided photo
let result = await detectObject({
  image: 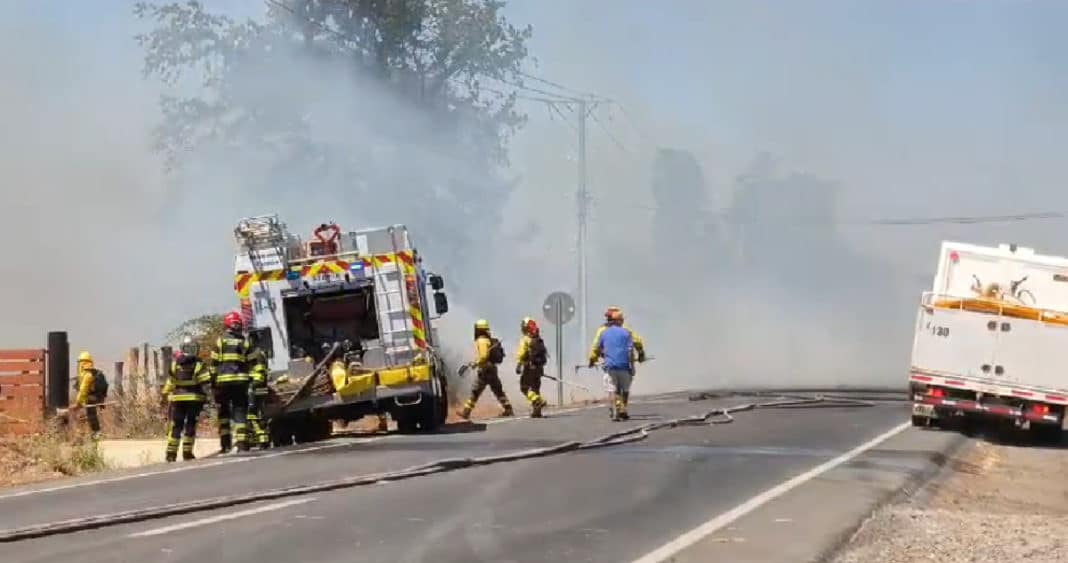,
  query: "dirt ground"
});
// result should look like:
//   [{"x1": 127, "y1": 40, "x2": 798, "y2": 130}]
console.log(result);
[{"x1": 834, "y1": 435, "x2": 1068, "y2": 563}]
